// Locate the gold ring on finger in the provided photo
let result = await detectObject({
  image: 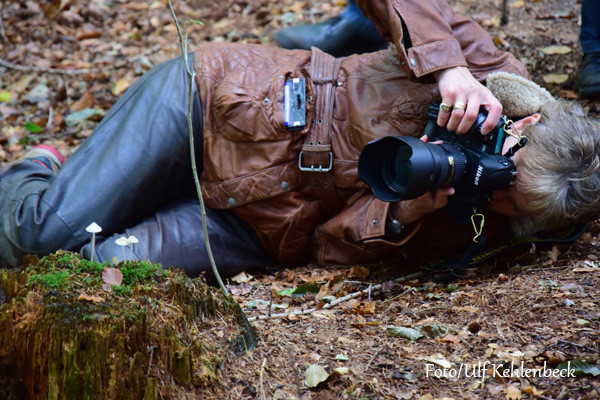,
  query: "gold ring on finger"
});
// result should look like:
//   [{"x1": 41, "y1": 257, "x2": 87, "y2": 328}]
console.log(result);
[
  {"x1": 439, "y1": 102, "x2": 451, "y2": 112},
  {"x1": 453, "y1": 102, "x2": 466, "y2": 111}
]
